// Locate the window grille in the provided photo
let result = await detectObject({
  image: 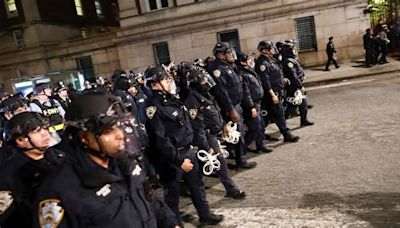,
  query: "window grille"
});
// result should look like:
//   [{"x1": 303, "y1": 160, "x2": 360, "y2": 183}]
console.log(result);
[
  {"x1": 153, "y1": 42, "x2": 171, "y2": 65},
  {"x1": 217, "y1": 29, "x2": 241, "y2": 53},
  {"x1": 295, "y1": 16, "x2": 317, "y2": 52}
]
